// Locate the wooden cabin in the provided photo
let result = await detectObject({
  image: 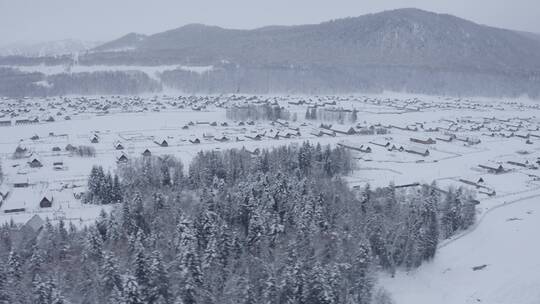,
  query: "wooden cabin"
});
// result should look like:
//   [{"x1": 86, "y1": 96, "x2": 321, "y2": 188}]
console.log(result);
[
  {"x1": 142, "y1": 149, "x2": 152, "y2": 157},
  {"x1": 40, "y1": 194, "x2": 53, "y2": 208},
  {"x1": 405, "y1": 147, "x2": 430, "y2": 157},
  {"x1": 410, "y1": 137, "x2": 436, "y2": 145}
]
